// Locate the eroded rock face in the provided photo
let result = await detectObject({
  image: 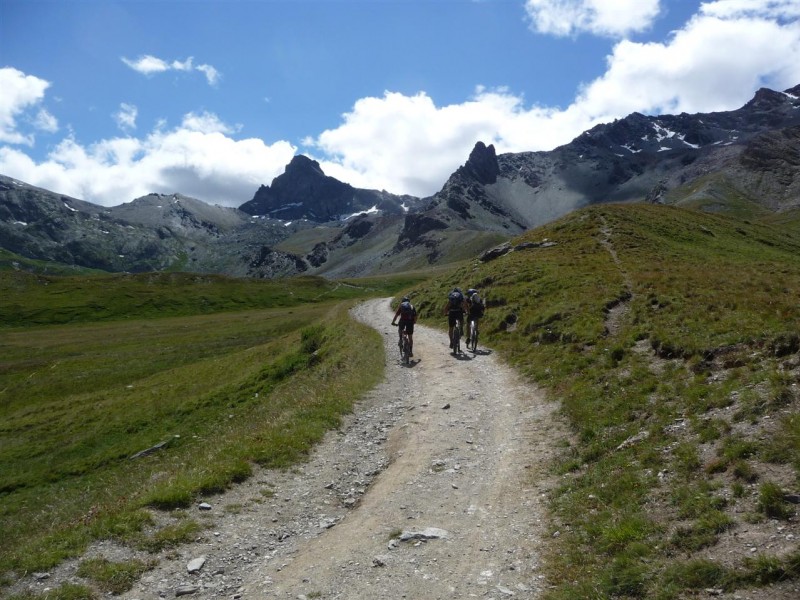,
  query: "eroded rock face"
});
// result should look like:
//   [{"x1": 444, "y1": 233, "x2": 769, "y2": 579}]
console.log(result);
[{"x1": 394, "y1": 214, "x2": 449, "y2": 249}]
